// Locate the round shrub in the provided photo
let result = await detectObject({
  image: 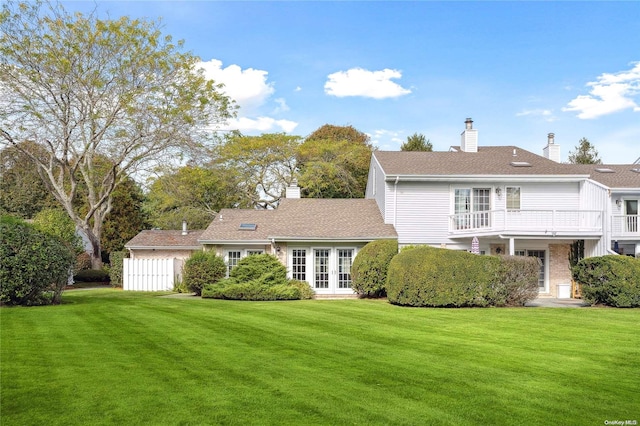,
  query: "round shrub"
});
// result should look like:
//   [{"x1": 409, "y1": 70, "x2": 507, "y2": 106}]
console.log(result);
[
  {"x1": 351, "y1": 239, "x2": 398, "y2": 298},
  {"x1": 0, "y1": 215, "x2": 75, "y2": 306},
  {"x1": 183, "y1": 251, "x2": 226, "y2": 296},
  {"x1": 230, "y1": 254, "x2": 287, "y2": 283},
  {"x1": 491, "y1": 255, "x2": 540, "y2": 307},
  {"x1": 573, "y1": 255, "x2": 640, "y2": 307},
  {"x1": 386, "y1": 246, "x2": 500, "y2": 307}
]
